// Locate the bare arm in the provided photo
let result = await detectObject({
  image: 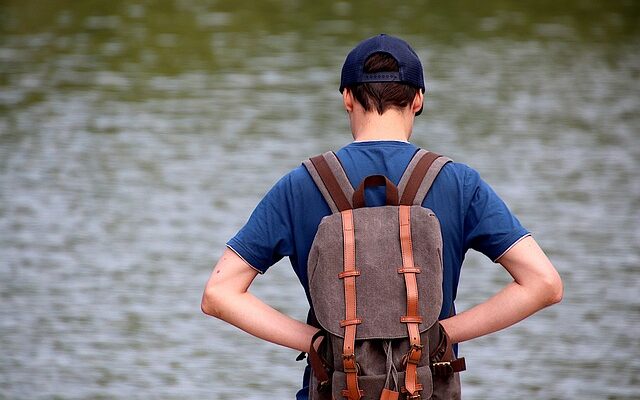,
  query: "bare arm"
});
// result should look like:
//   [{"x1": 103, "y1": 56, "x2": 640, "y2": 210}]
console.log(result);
[
  {"x1": 439, "y1": 236, "x2": 563, "y2": 344},
  {"x1": 201, "y1": 248, "x2": 319, "y2": 353}
]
